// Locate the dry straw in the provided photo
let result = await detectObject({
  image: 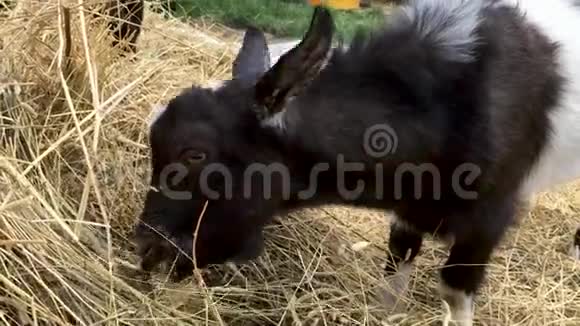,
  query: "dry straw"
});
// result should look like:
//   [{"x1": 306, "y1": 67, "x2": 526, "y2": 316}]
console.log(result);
[{"x1": 0, "y1": 1, "x2": 578, "y2": 325}]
